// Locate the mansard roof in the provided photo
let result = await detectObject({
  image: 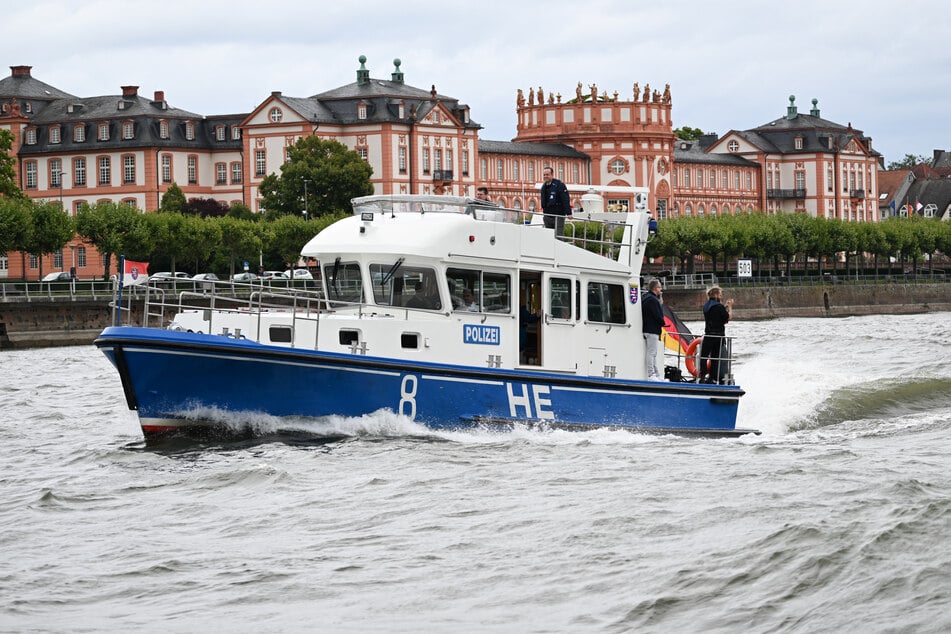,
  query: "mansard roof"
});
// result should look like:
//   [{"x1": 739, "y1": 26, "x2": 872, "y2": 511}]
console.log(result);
[
  {"x1": 742, "y1": 96, "x2": 879, "y2": 156},
  {"x1": 18, "y1": 93, "x2": 243, "y2": 154},
  {"x1": 29, "y1": 93, "x2": 200, "y2": 123},
  {"x1": 261, "y1": 57, "x2": 481, "y2": 128},
  {"x1": 478, "y1": 139, "x2": 588, "y2": 158},
  {"x1": 673, "y1": 137, "x2": 758, "y2": 166},
  {"x1": 0, "y1": 66, "x2": 76, "y2": 101}
]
